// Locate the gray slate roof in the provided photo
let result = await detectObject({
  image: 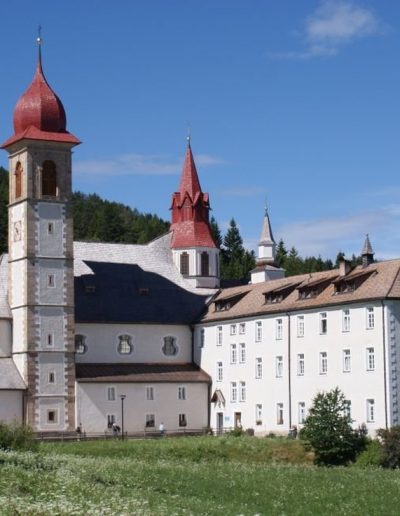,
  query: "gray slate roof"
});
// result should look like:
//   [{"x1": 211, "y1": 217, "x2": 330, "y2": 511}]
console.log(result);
[{"x1": 0, "y1": 358, "x2": 25, "y2": 389}]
